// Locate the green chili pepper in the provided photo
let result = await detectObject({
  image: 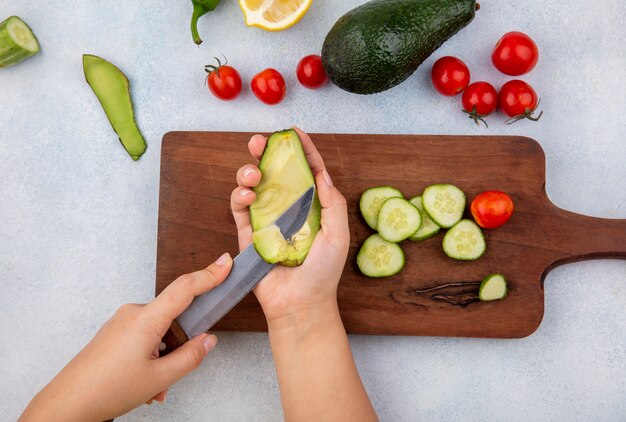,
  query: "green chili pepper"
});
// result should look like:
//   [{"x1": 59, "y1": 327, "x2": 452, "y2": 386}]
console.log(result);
[{"x1": 190, "y1": 0, "x2": 220, "y2": 45}]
